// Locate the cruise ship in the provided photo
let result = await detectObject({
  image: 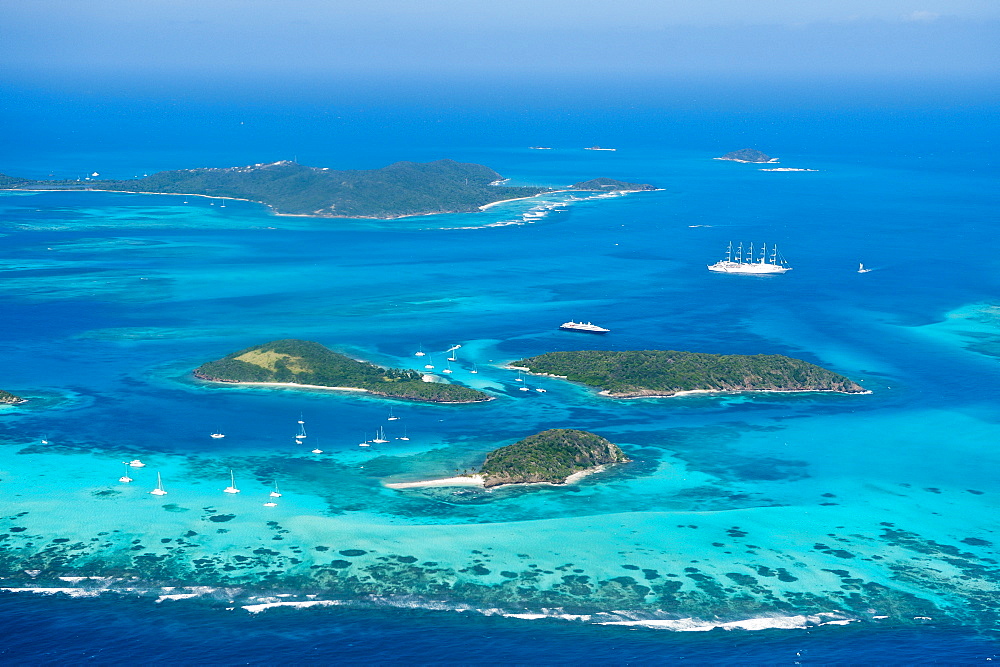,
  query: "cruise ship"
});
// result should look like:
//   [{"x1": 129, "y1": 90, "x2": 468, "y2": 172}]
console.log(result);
[
  {"x1": 559, "y1": 321, "x2": 611, "y2": 334},
  {"x1": 707, "y1": 242, "x2": 791, "y2": 274}
]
